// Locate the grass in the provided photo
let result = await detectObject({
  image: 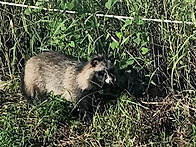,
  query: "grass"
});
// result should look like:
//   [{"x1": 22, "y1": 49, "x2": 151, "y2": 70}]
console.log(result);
[
  {"x1": 1, "y1": 78, "x2": 196, "y2": 146},
  {"x1": 1, "y1": 0, "x2": 196, "y2": 146},
  {"x1": 0, "y1": 78, "x2": 76, "y2": 146}
]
